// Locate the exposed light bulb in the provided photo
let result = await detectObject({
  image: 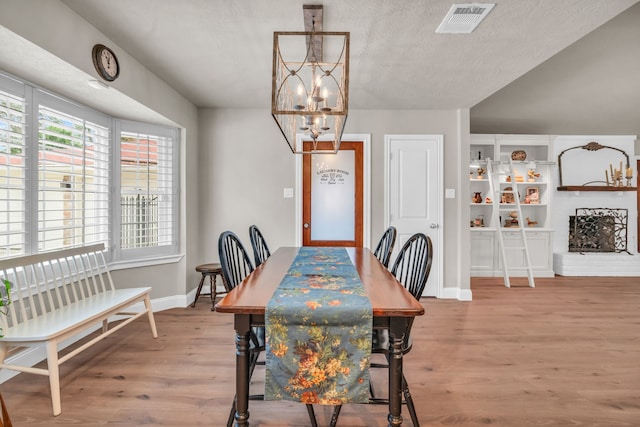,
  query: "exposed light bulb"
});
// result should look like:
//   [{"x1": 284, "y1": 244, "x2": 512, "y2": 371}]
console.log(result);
[{"x1": 297, "y1": 84, "x2": 304, "y2": 101}]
